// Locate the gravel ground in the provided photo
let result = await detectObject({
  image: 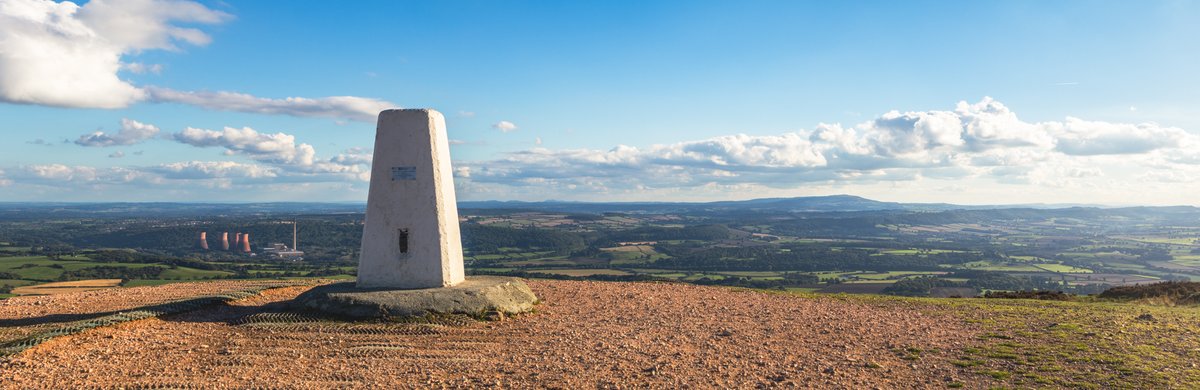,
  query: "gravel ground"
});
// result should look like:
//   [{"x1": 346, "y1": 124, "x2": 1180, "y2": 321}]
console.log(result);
[
  {"x1": 0, "y1": 280, "x2": 982, "y2": 389},
  {"x1": 0, "y1": 280, "x2": 307, "y2": 346}
]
